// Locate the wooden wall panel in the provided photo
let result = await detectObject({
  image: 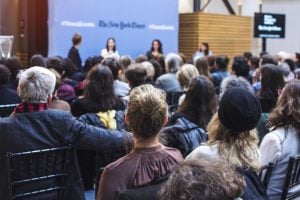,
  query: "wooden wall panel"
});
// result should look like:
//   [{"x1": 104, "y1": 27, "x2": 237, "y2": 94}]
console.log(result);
[{"x1": 179, "y1": 13, "x2": 253, "y2": 63}]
